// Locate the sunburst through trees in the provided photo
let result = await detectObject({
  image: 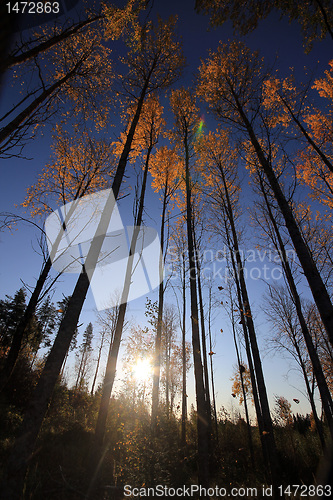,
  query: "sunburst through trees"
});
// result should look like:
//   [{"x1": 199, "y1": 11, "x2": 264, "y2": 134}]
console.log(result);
[{"x1": 1, "y1": 0, "x2": 333, "y2": 498}]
